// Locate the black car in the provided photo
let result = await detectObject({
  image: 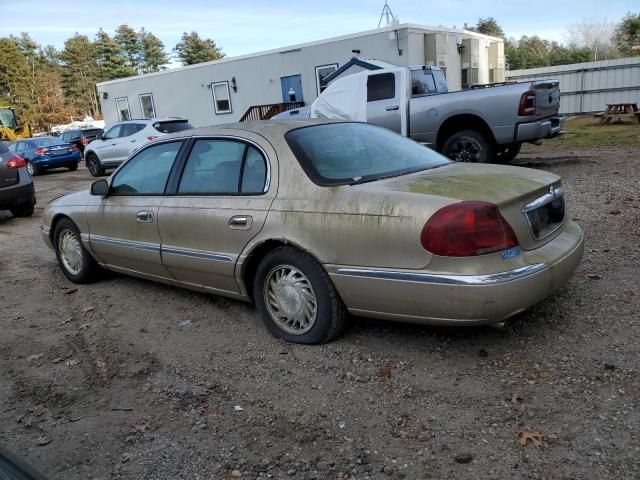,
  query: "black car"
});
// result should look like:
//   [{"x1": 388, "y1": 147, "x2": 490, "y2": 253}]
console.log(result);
[
  {"x1": 0, "y1": 142, "x2": 36, "y2": 217},
  {"x1": 60, "y1": 128, "x2": 104, "y2": 156}
]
